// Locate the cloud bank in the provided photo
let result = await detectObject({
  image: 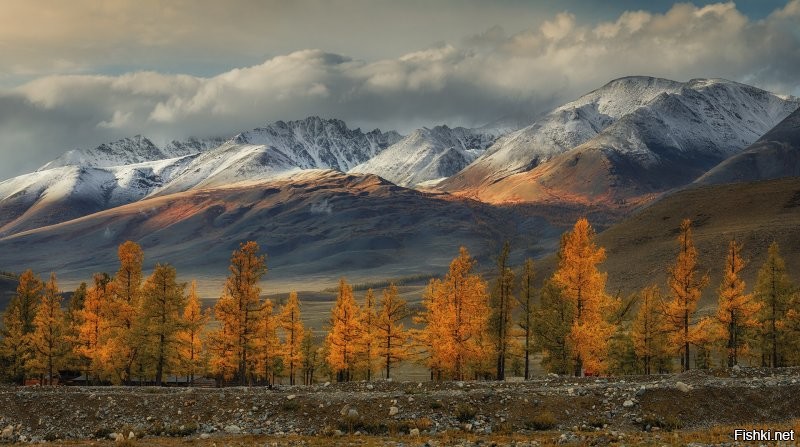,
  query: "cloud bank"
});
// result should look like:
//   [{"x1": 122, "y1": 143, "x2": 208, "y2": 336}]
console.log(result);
[{"x1": 1, "y1": 1, "x2": 799, "y2": 180}]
